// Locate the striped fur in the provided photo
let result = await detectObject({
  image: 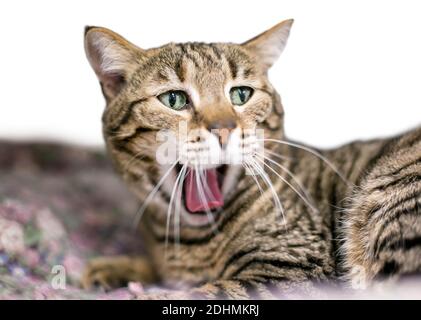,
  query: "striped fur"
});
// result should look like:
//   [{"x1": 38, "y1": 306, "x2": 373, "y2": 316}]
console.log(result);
[{"x1": 82, "y1": 21, "x2": 421, "y2": 298}]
